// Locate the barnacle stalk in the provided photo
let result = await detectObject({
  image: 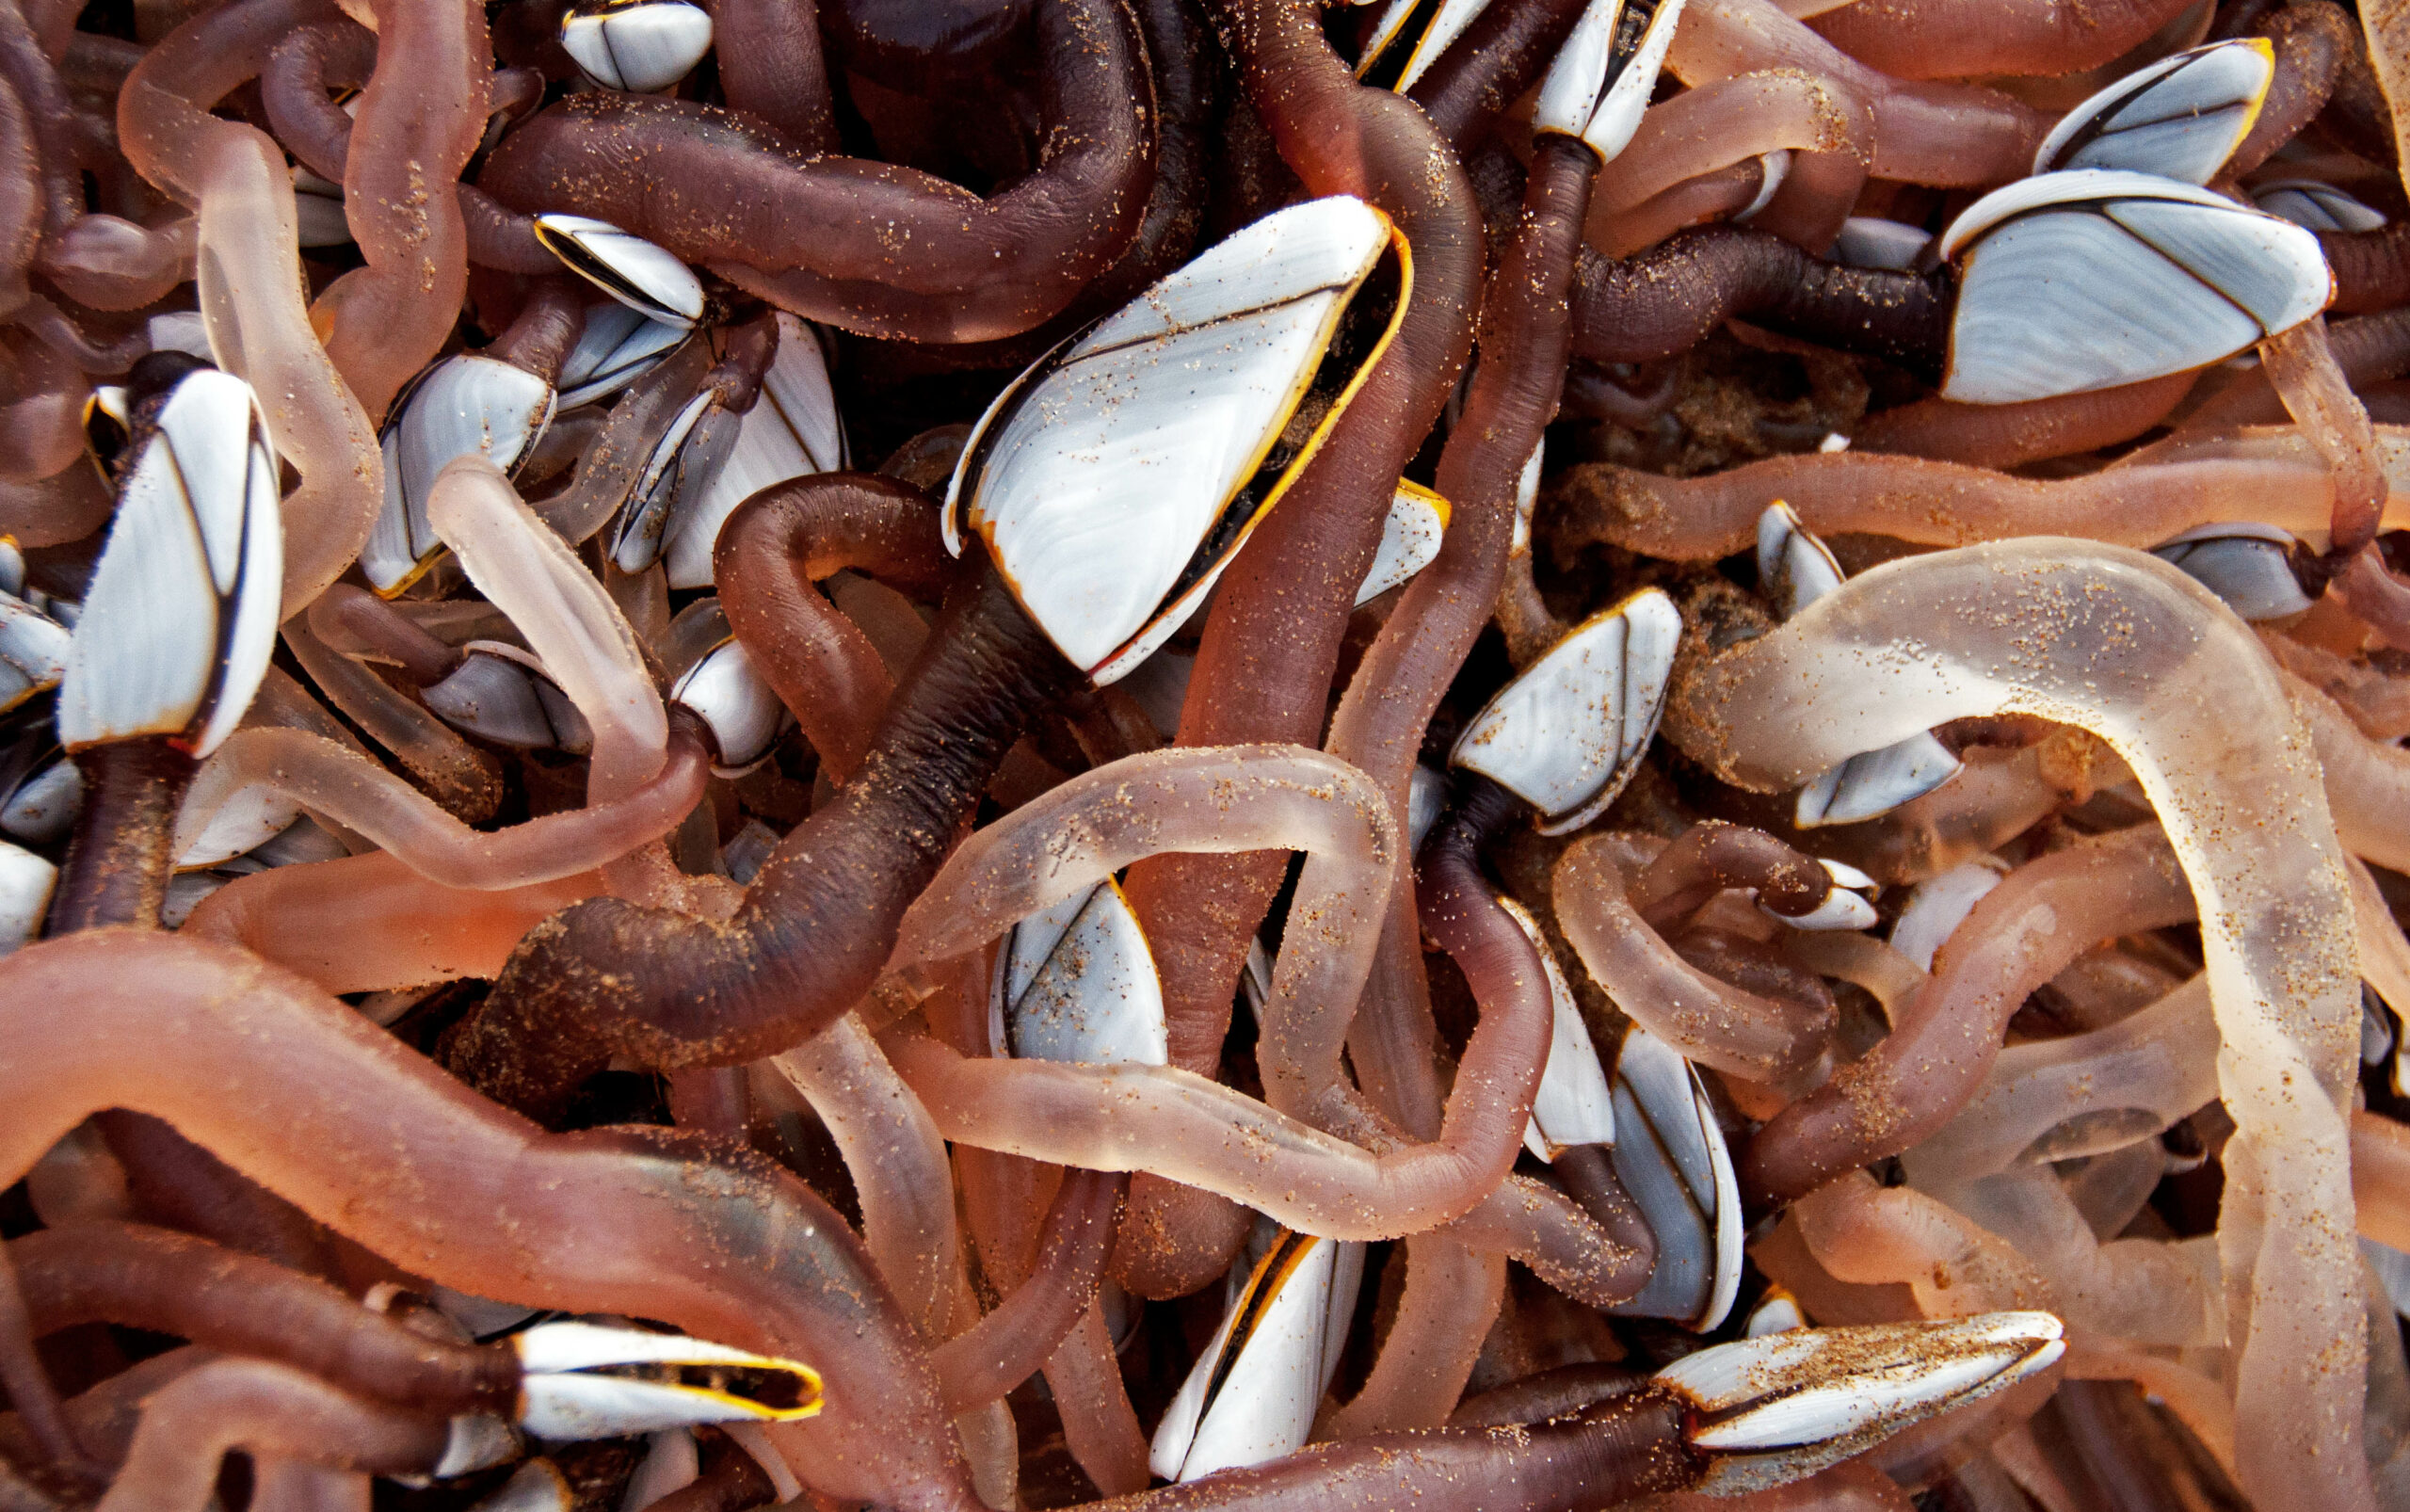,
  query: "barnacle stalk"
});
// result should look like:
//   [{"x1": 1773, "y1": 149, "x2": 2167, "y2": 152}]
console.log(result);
[{"x1": 116, "y1": 0, "x2": 380, "y2": 615}]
